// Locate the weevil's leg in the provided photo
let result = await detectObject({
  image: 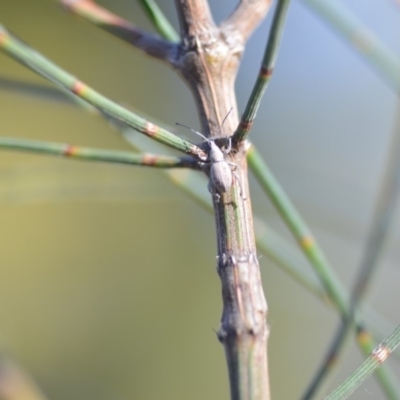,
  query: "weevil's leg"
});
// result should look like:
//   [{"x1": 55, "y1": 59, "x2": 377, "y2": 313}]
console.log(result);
[
  {"x1": 232, "y1": 170, "x2": 247, "y2": 200},
  {"x1": 223, "y1": 136, "x2": 232, "y2": 155},
  {"x1": 199, "y1": 160, "x2": 210, "y2": 172},
  {"x1": 208, "y1": 180, "x2": 221, "y2": 202},
  {"x1": 207, "y1": 180, "x2": 212, "y2": 194},
  {"x1": 227, "y1": 161, "x2": 237, "y2": 170}
]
